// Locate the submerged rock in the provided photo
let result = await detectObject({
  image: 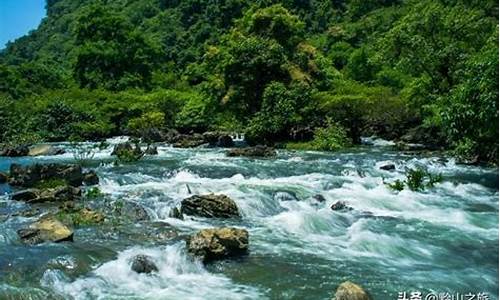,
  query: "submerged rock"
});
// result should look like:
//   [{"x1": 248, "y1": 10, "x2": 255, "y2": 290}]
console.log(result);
[
  {"x1": 131, "y1": 255, "x2": 158, "y2": 274},
  {"x1": 118, "y1": 201, "x2": 150, "y2": 222},
  {"x1": 9, "y1": 163, "x2": 83, "y2": 187},
  {"x1": 333, "y1": 281, "x2": 372, "y2": 300},
  {"x1": 187, "y1": 227, "x2": 249, "y2": 262},
  {"x1": 28, "y1": 145, "x2": 65, "y2": 156},
  {"x1": 330, "y1": 201, "x2": 352, "y2": 211},
  {"x1": 83, "y1": 171, "x2": 99, "y2": 186},
  {"x1": 0, "y1": 145, "x2": 29, "y2": 157},
  {"x1": 0, "y1": 172, "x2": 9, "y2": 184},
  {"x1": 313, "y1": 194, "x2": 326, "y2": 203},
  {"x1": 379, "y1": 163, "x2": 395, "y2": 171},
  {"x1": 227, "y1": 145, "x2": 276, "y2": 158},
  {"x1": 274, "y1": 191, "x2": 299, "y2": 202},
  {"x1": 18, "y1": 216, "x2": 73, "y2": 245},
  {"x1": 181, "y1": 194, "x2": 240, "y2": 218}
]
